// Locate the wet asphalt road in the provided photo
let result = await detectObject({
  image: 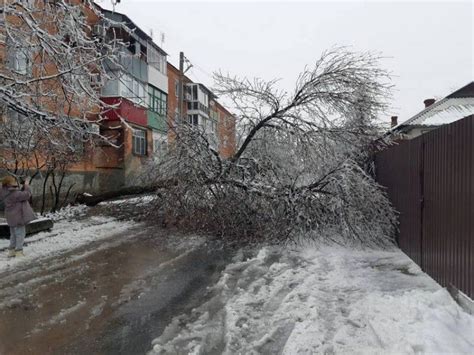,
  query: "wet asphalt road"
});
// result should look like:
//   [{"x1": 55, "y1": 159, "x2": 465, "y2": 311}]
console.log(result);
[{"x1": 0, "y1": 225, "x2": 233, "y2": 355}]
